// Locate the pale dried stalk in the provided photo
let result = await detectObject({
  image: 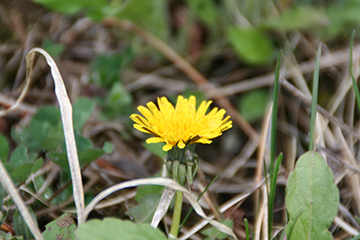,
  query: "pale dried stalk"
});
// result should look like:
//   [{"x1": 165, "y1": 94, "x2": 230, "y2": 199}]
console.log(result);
[
  {"x1": 26, "y1": 48, "x2": 85, "y2": 225},
  {"x1": 0, "y1": 161, "x2": 44, "y2": 240}
]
